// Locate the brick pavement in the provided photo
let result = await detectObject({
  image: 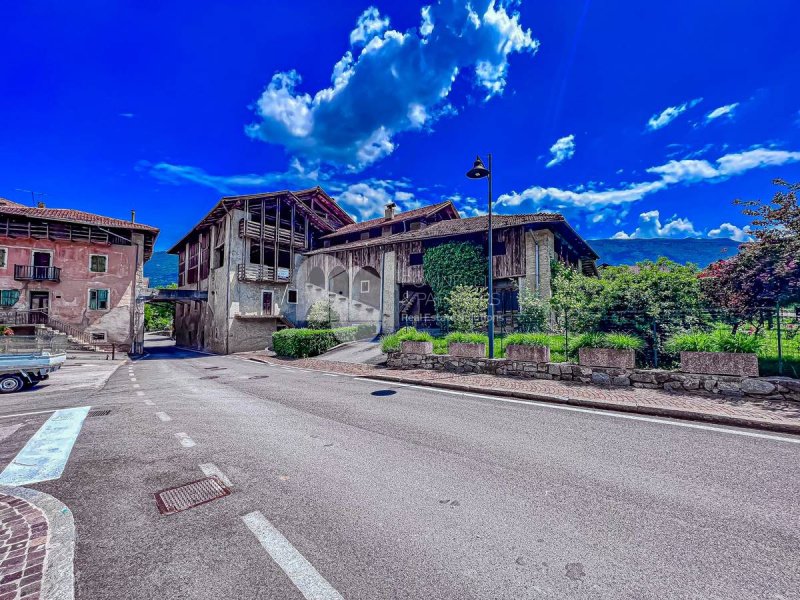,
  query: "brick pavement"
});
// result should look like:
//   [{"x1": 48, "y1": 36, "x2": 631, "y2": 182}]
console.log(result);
[
  {"x1": 237, "y1": 351, "x2": 800, "y2": 434},
  {"x1": 0, "y1": 494, "x2": 47, "y2": 600}
]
